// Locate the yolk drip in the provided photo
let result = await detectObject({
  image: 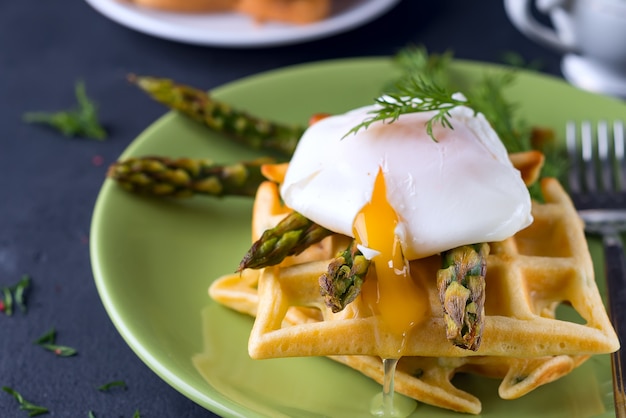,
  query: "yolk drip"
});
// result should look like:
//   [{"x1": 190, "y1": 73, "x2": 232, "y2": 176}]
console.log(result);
[{"x1": 353, "y1": 169, "x2": 428, "y2": 338}]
